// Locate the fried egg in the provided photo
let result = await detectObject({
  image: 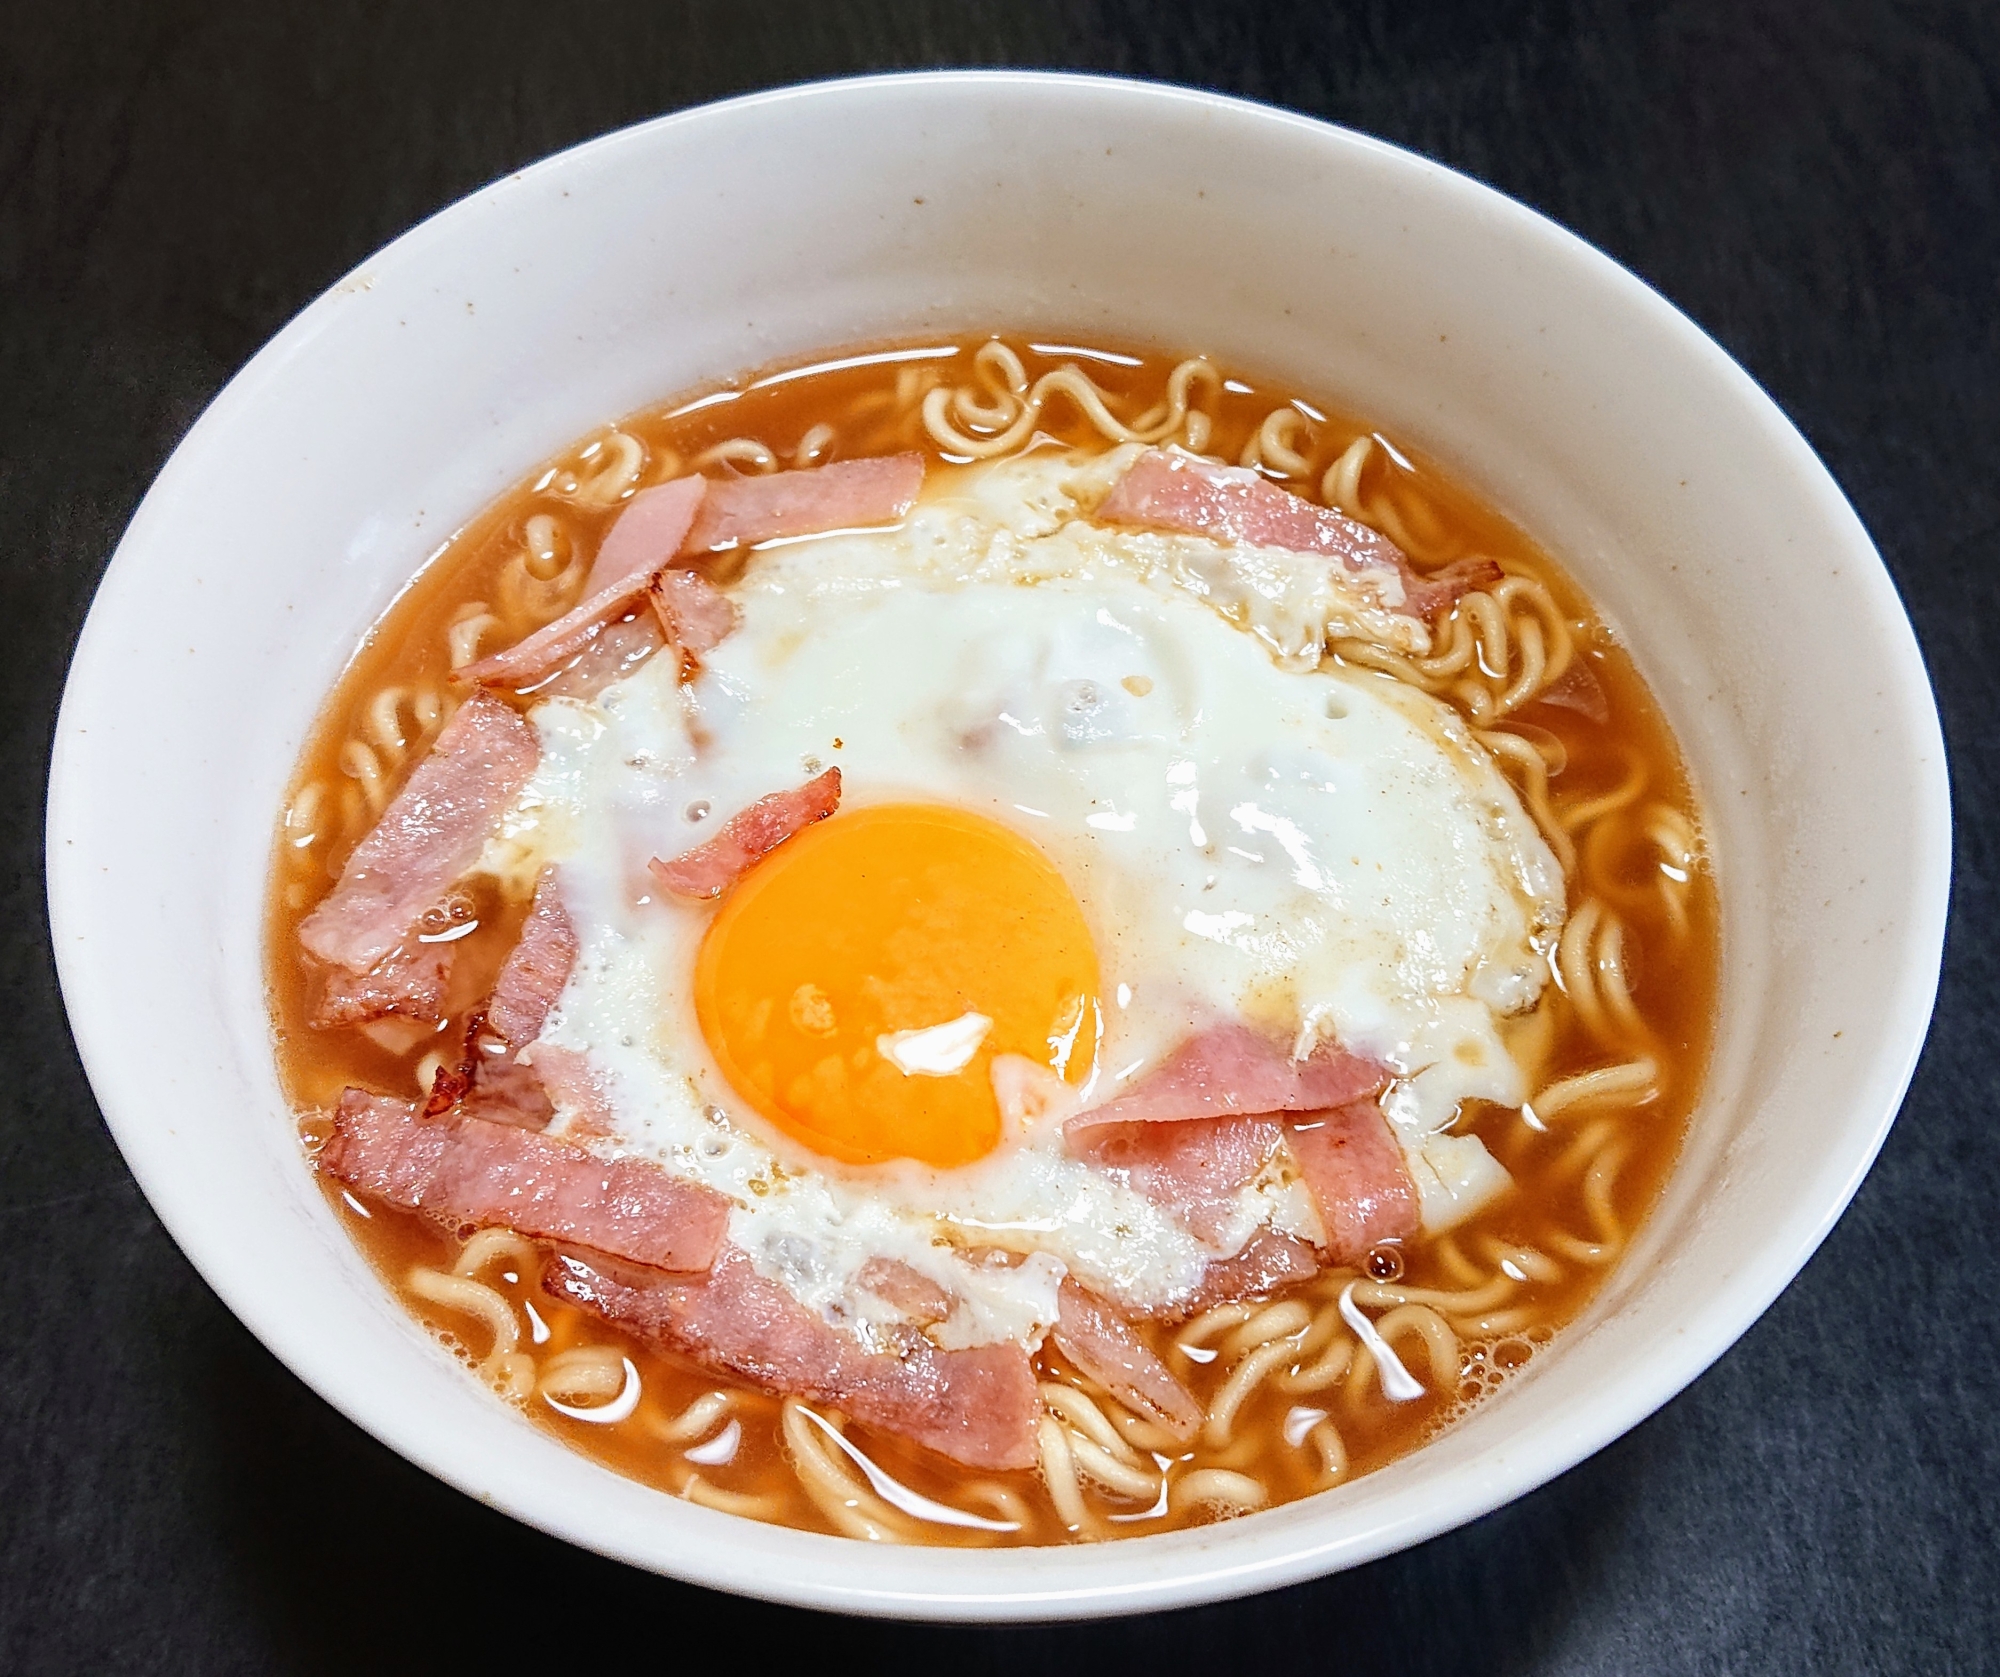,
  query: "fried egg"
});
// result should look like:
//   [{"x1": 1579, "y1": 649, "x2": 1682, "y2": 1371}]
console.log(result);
[{"x1": 489, "y1": 449, "x2": 1564, "y2": 1350}]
